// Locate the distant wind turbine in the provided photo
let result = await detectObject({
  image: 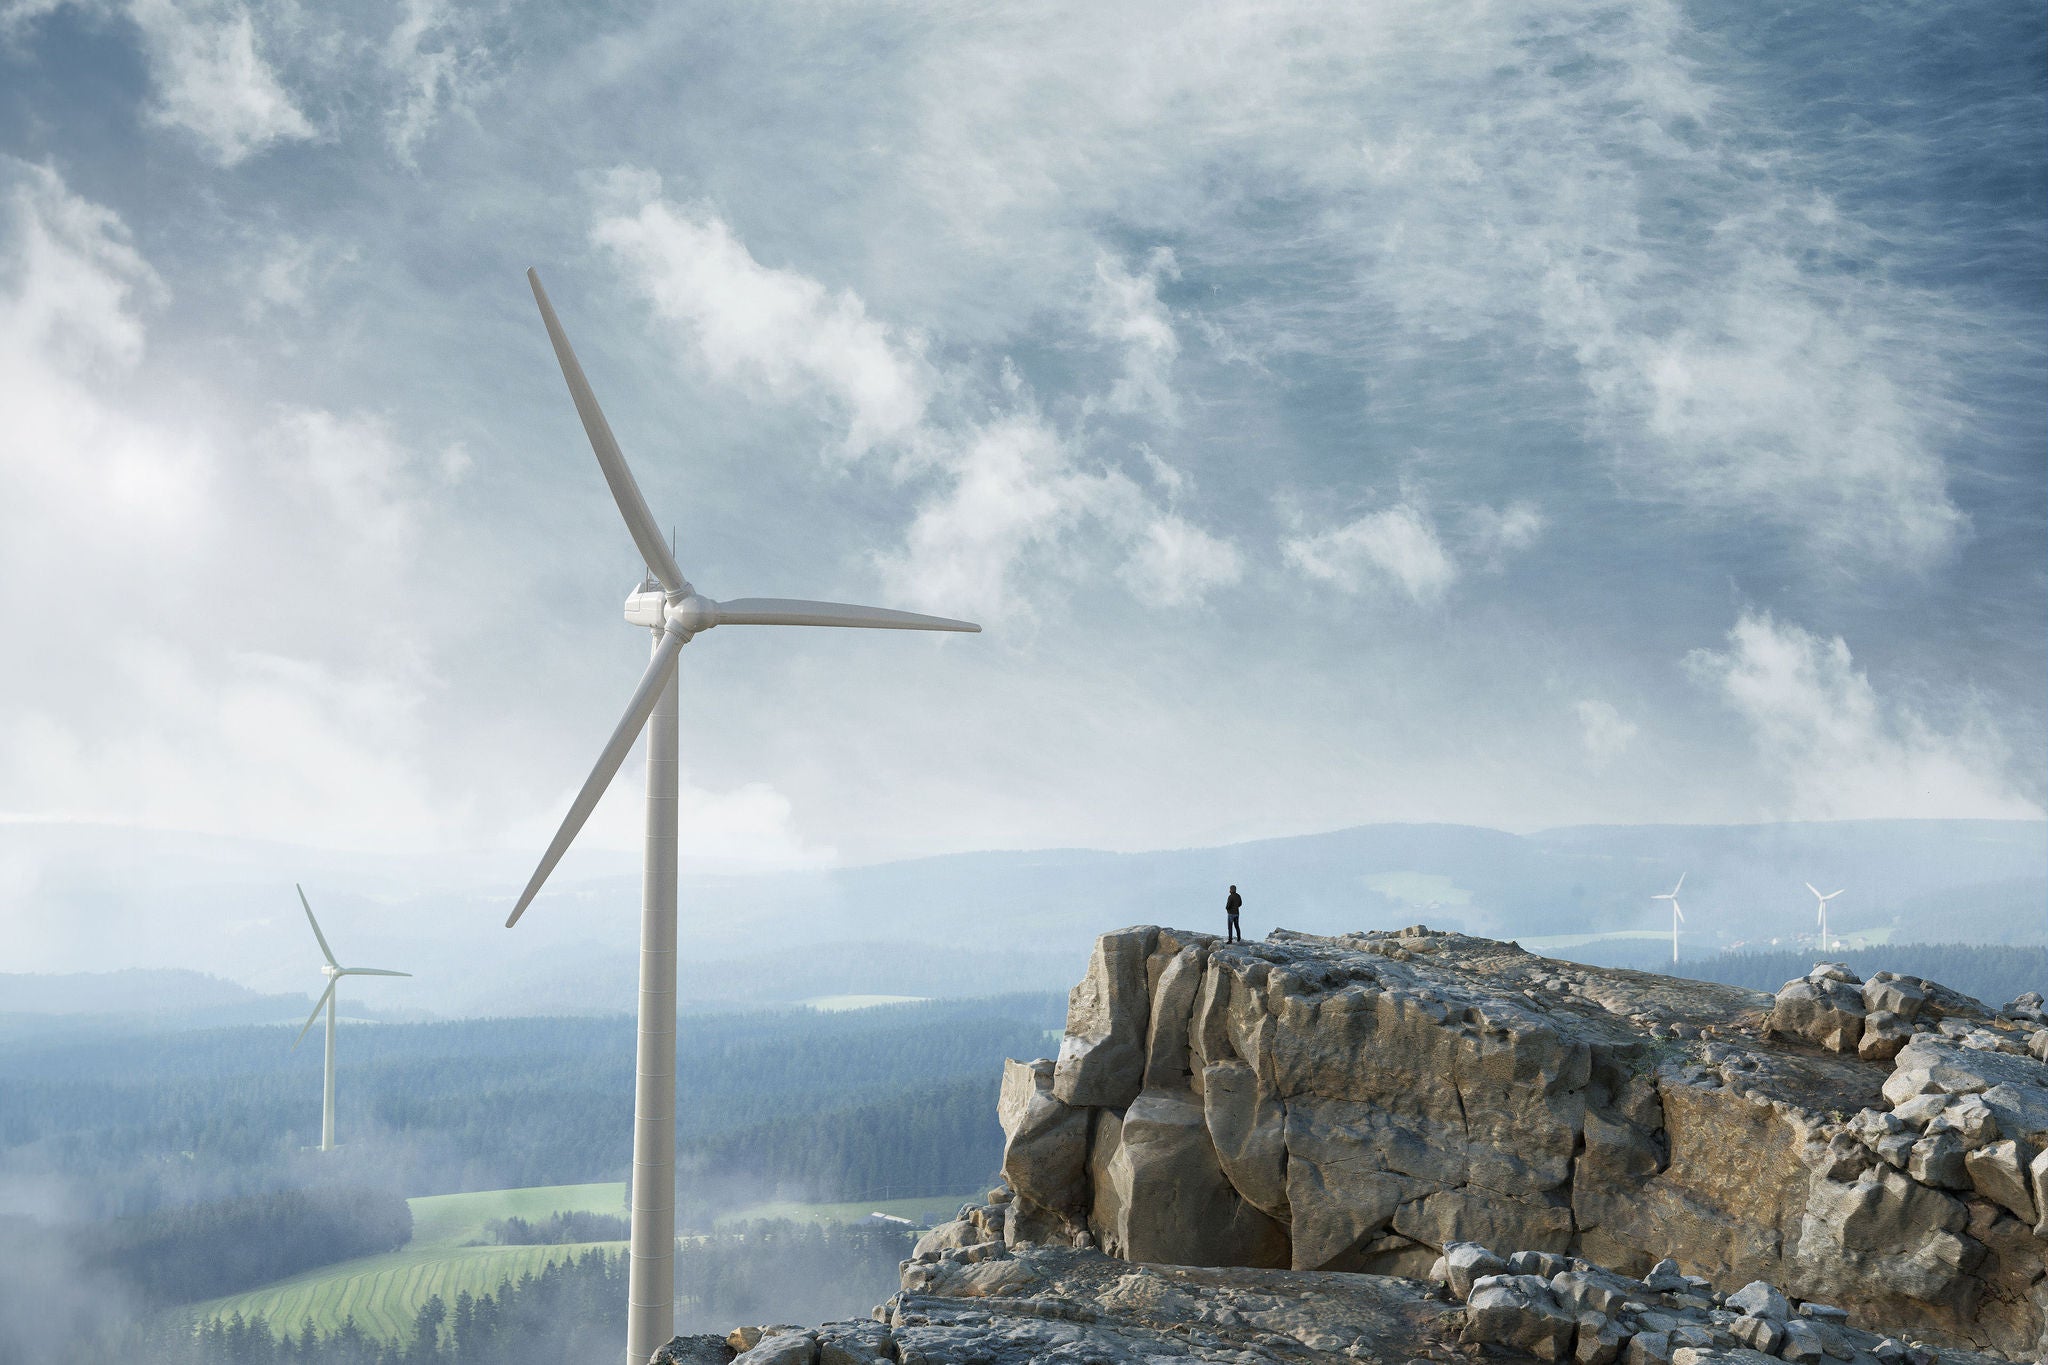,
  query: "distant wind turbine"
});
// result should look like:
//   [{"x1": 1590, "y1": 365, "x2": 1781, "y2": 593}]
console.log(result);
[
  {"x1": 505, "y1": 269, "x2": 979, "y2": 1363},
  {"x1": 1652, "y1": 873, "x2": 1686, "y2": 964},
  {"x1": 1806, "y1": 882, "x2": 1845, "y2": 950},
  {"x1": 292, "y1": 885, "x2": 410, "y2": 1152}
]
